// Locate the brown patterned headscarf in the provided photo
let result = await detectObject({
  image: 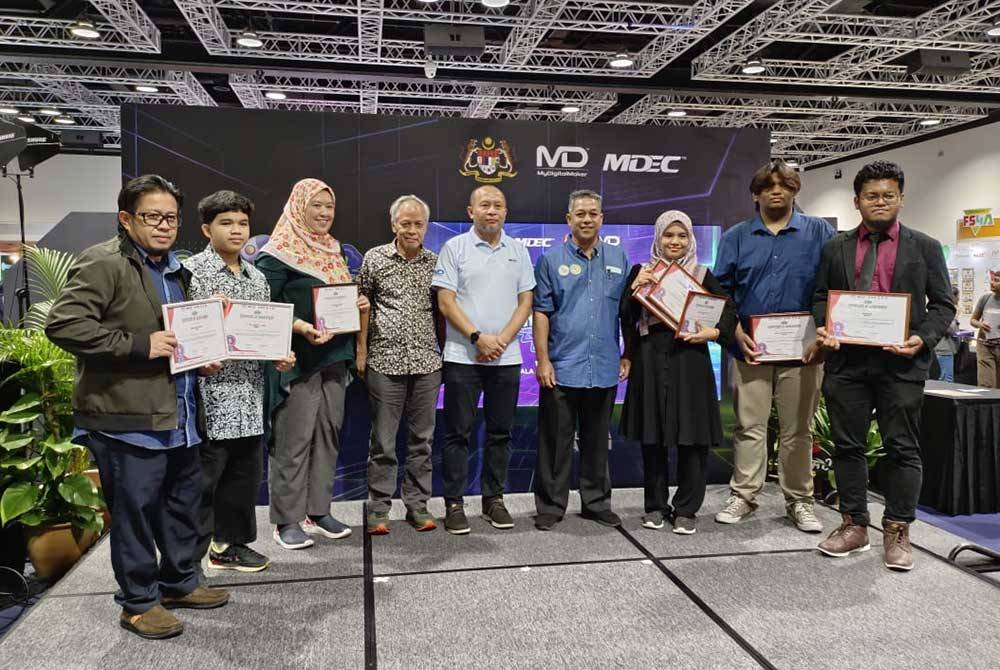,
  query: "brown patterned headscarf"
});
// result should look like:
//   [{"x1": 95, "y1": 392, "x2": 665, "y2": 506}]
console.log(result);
[{"x1": 259, "y1": 178, "x2": 352, "y2": 284}]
